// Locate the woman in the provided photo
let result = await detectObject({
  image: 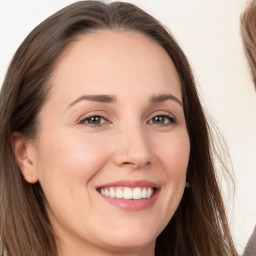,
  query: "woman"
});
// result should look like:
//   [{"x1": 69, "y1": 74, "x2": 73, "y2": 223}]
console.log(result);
[
  {"x1": 241, "y1": 2, "x2": 256, "y2": 256},
  {"x1": 0, "y1": 1, "x2": 237, "y2": 255}
]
